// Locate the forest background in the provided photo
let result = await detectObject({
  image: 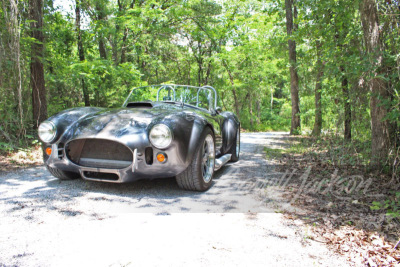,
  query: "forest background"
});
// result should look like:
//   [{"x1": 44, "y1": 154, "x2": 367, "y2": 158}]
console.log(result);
[{"x1": 0, "y1": 0, "x2": 399, "y2": 171}]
